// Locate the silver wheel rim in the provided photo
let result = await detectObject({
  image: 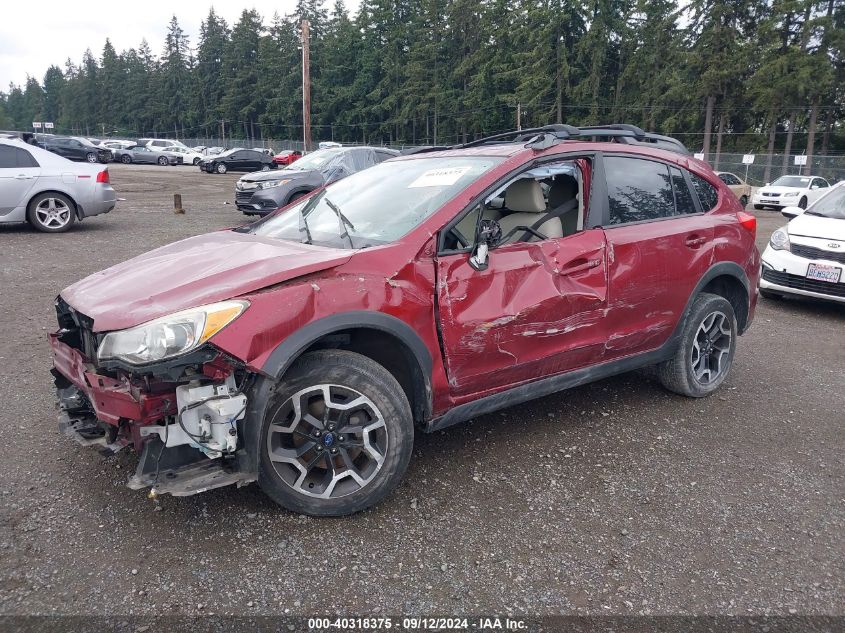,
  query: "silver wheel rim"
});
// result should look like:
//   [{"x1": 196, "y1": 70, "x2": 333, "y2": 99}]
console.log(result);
[
  {"x1": 218, "y1": 164, "x2": 226, "y2": 173},
  {"x1": 35, "y1": 198, "x2": 71, "y2": 229},
  {"x1": 86, "y1": 153, "x2": 97, "y2": 163},
  {"x1": 691, "y1": 311, "x2": 732, "y2": 384},
  {"x1": 266, "y1": 384, "x2": 388, "y2": 499},
  {"x1": 261, "y1": 165, "x2": 270, "y2": 171}
]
